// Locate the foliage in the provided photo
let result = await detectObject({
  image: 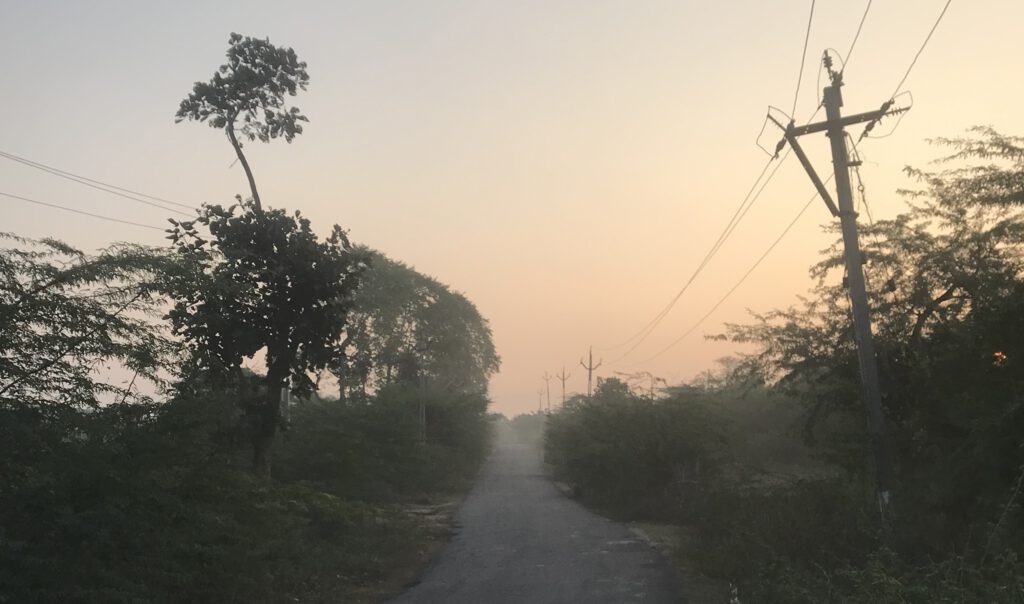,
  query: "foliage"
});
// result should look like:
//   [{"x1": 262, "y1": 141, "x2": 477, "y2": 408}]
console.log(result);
[
  {"x1": 545, "y1": 129, "x2": 1024, "y2": 602},
  {"x1": 717, "y1": 129, "x2": 1024, "y2": 551},
  {"x1": 0, "y1": 234, "x2": 176, "y2": 413},
  {"x1": 335, "y1": 248, "x2": 499, "y2": 399},
  {"x1": 275, "y1": 386, "x2": 493, "y2": 501},
  {"x1": 496, "y1": 411, "x2": 548, "y2": 445},
  {"x1": 176, "y1": 32, "x2": 309, "y2": 207},
  {"x1": 0, "y1": 228, "x2": 495, "y2": 603},
  {"x1": 165, "y1": 202, "x2": 364, "y2": 474},
  {"x1": 545, "y1": 377, "x2": 726, "y2": 518},
  {"x1": 0, "y1": 399, "x2": 422, "y2": 604}
]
